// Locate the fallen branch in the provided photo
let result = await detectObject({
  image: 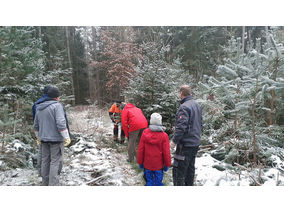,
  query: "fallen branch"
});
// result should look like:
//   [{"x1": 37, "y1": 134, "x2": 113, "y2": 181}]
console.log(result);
[
  {"x1": 86, "y1": 174, "x2": 109, "y2": 185},
  {"x1": 234, "y1": 162, "x2": 250, "y2": 171},
  {"x1": 198, "y1": 148, "x2": 212, "y2": 153},
  {"x1": 199, "y1": 144, "x2": 215, "y2": 149},
  {"x1": 234, "y1": 162, "x2": 261, "y2": 186}
]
